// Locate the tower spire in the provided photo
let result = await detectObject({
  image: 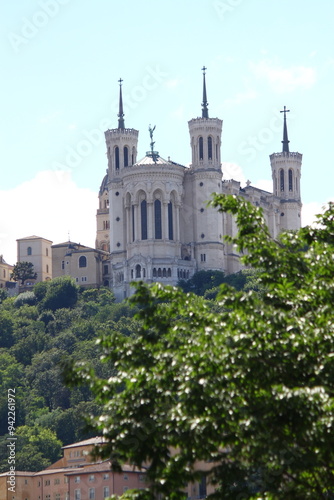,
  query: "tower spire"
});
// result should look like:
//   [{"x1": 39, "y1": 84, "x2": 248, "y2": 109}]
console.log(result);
[
  {"x1": 118, "y1": 78, "x2": 125, "y2": 129},
  {"x1": 201, "y1": 66, "x2": 209, "y2": 119},
  {"x1": 280, "y1": 105, "x2": 290, "y2": 153}
]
